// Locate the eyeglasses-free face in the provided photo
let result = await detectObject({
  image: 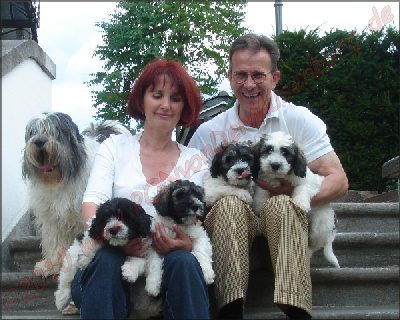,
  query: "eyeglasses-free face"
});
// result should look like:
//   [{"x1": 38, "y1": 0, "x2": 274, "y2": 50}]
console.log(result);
[
  {"x1": 232, "y1": 71, "x2": 271, "y2": 84},
  {"x1": 143, "y1": 76, "x2": 184, "y2": 133}
]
